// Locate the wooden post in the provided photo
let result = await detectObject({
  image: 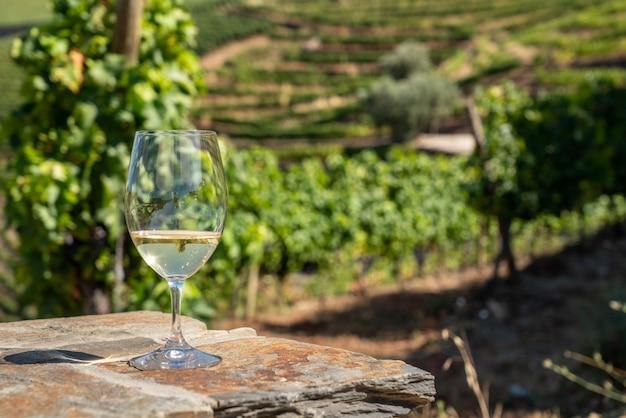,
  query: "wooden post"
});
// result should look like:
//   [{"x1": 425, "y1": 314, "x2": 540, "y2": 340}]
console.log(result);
[
  {"x1": 466, "y1": 97, "x2": 485, "y2": 152},
  {"x1": 245, "y1": 263, "x2": 260, "y2": 320},
  {"x1": 112, "y1": 0, "x2": 144, "y2": 66}
]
